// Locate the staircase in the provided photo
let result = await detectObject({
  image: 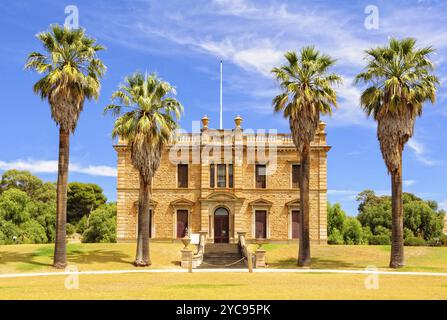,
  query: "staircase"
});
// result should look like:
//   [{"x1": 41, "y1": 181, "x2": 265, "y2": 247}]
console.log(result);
[{"x1": 198, "y1": 243, "x2": 246, "y2": 269}]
